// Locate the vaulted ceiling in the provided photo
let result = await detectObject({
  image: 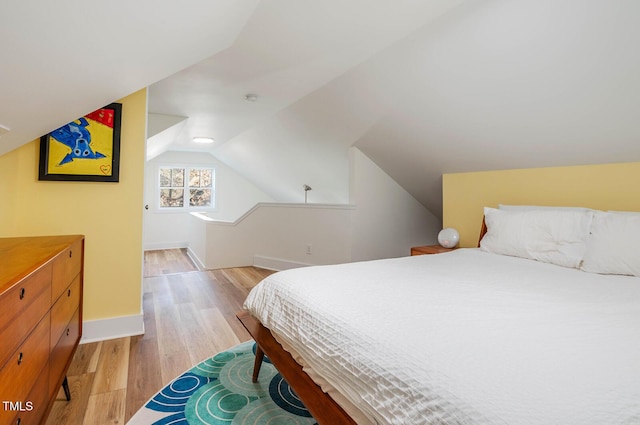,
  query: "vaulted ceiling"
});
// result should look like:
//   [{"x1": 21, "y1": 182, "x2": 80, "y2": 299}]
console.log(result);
[{"x1": 3, "y1": 0, "x2": 640, "y2": 218}]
